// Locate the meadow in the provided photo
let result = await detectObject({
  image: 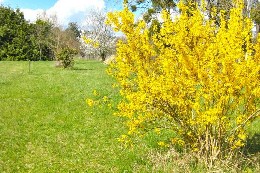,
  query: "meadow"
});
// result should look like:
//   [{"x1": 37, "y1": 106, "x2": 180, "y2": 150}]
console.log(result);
[{"x1": 0, "y1": 60, "x2": 259, "y2": 172}]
